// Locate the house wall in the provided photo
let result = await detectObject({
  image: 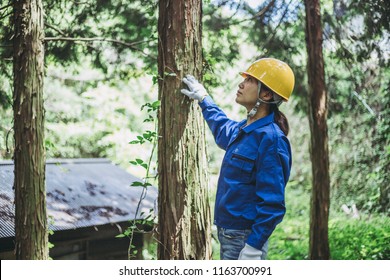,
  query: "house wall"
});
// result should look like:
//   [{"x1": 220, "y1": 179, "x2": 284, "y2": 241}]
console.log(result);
[{"x1": 0, "y1": 222, "x2": 148, "y2": 260}]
